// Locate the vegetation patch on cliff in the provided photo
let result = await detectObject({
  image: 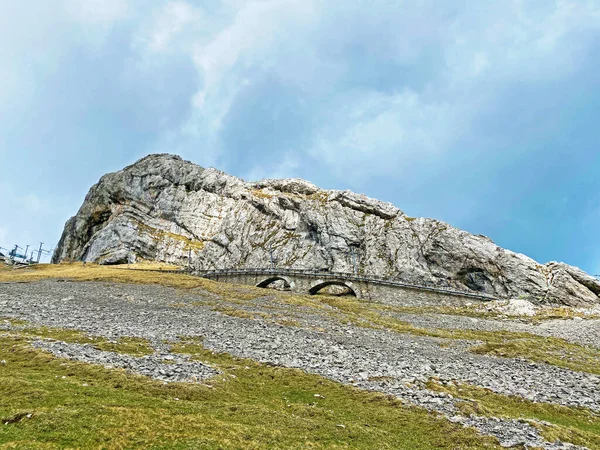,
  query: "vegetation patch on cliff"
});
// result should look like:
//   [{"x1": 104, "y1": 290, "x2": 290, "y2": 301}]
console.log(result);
[
  {"x1": 251, "y1": 188, "x2": 274, "y2": 199},
  {"x1": 135, "y1": 221, "x2": 205, "y2": 251}
]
